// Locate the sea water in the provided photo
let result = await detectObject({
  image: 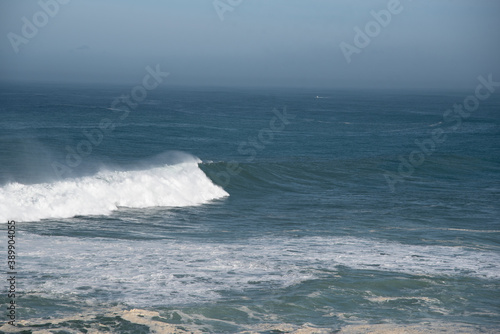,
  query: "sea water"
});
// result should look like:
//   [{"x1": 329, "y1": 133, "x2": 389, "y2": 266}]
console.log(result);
[{"x1": 0, "y1": 83, "x2": 499, "y2": 333}]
